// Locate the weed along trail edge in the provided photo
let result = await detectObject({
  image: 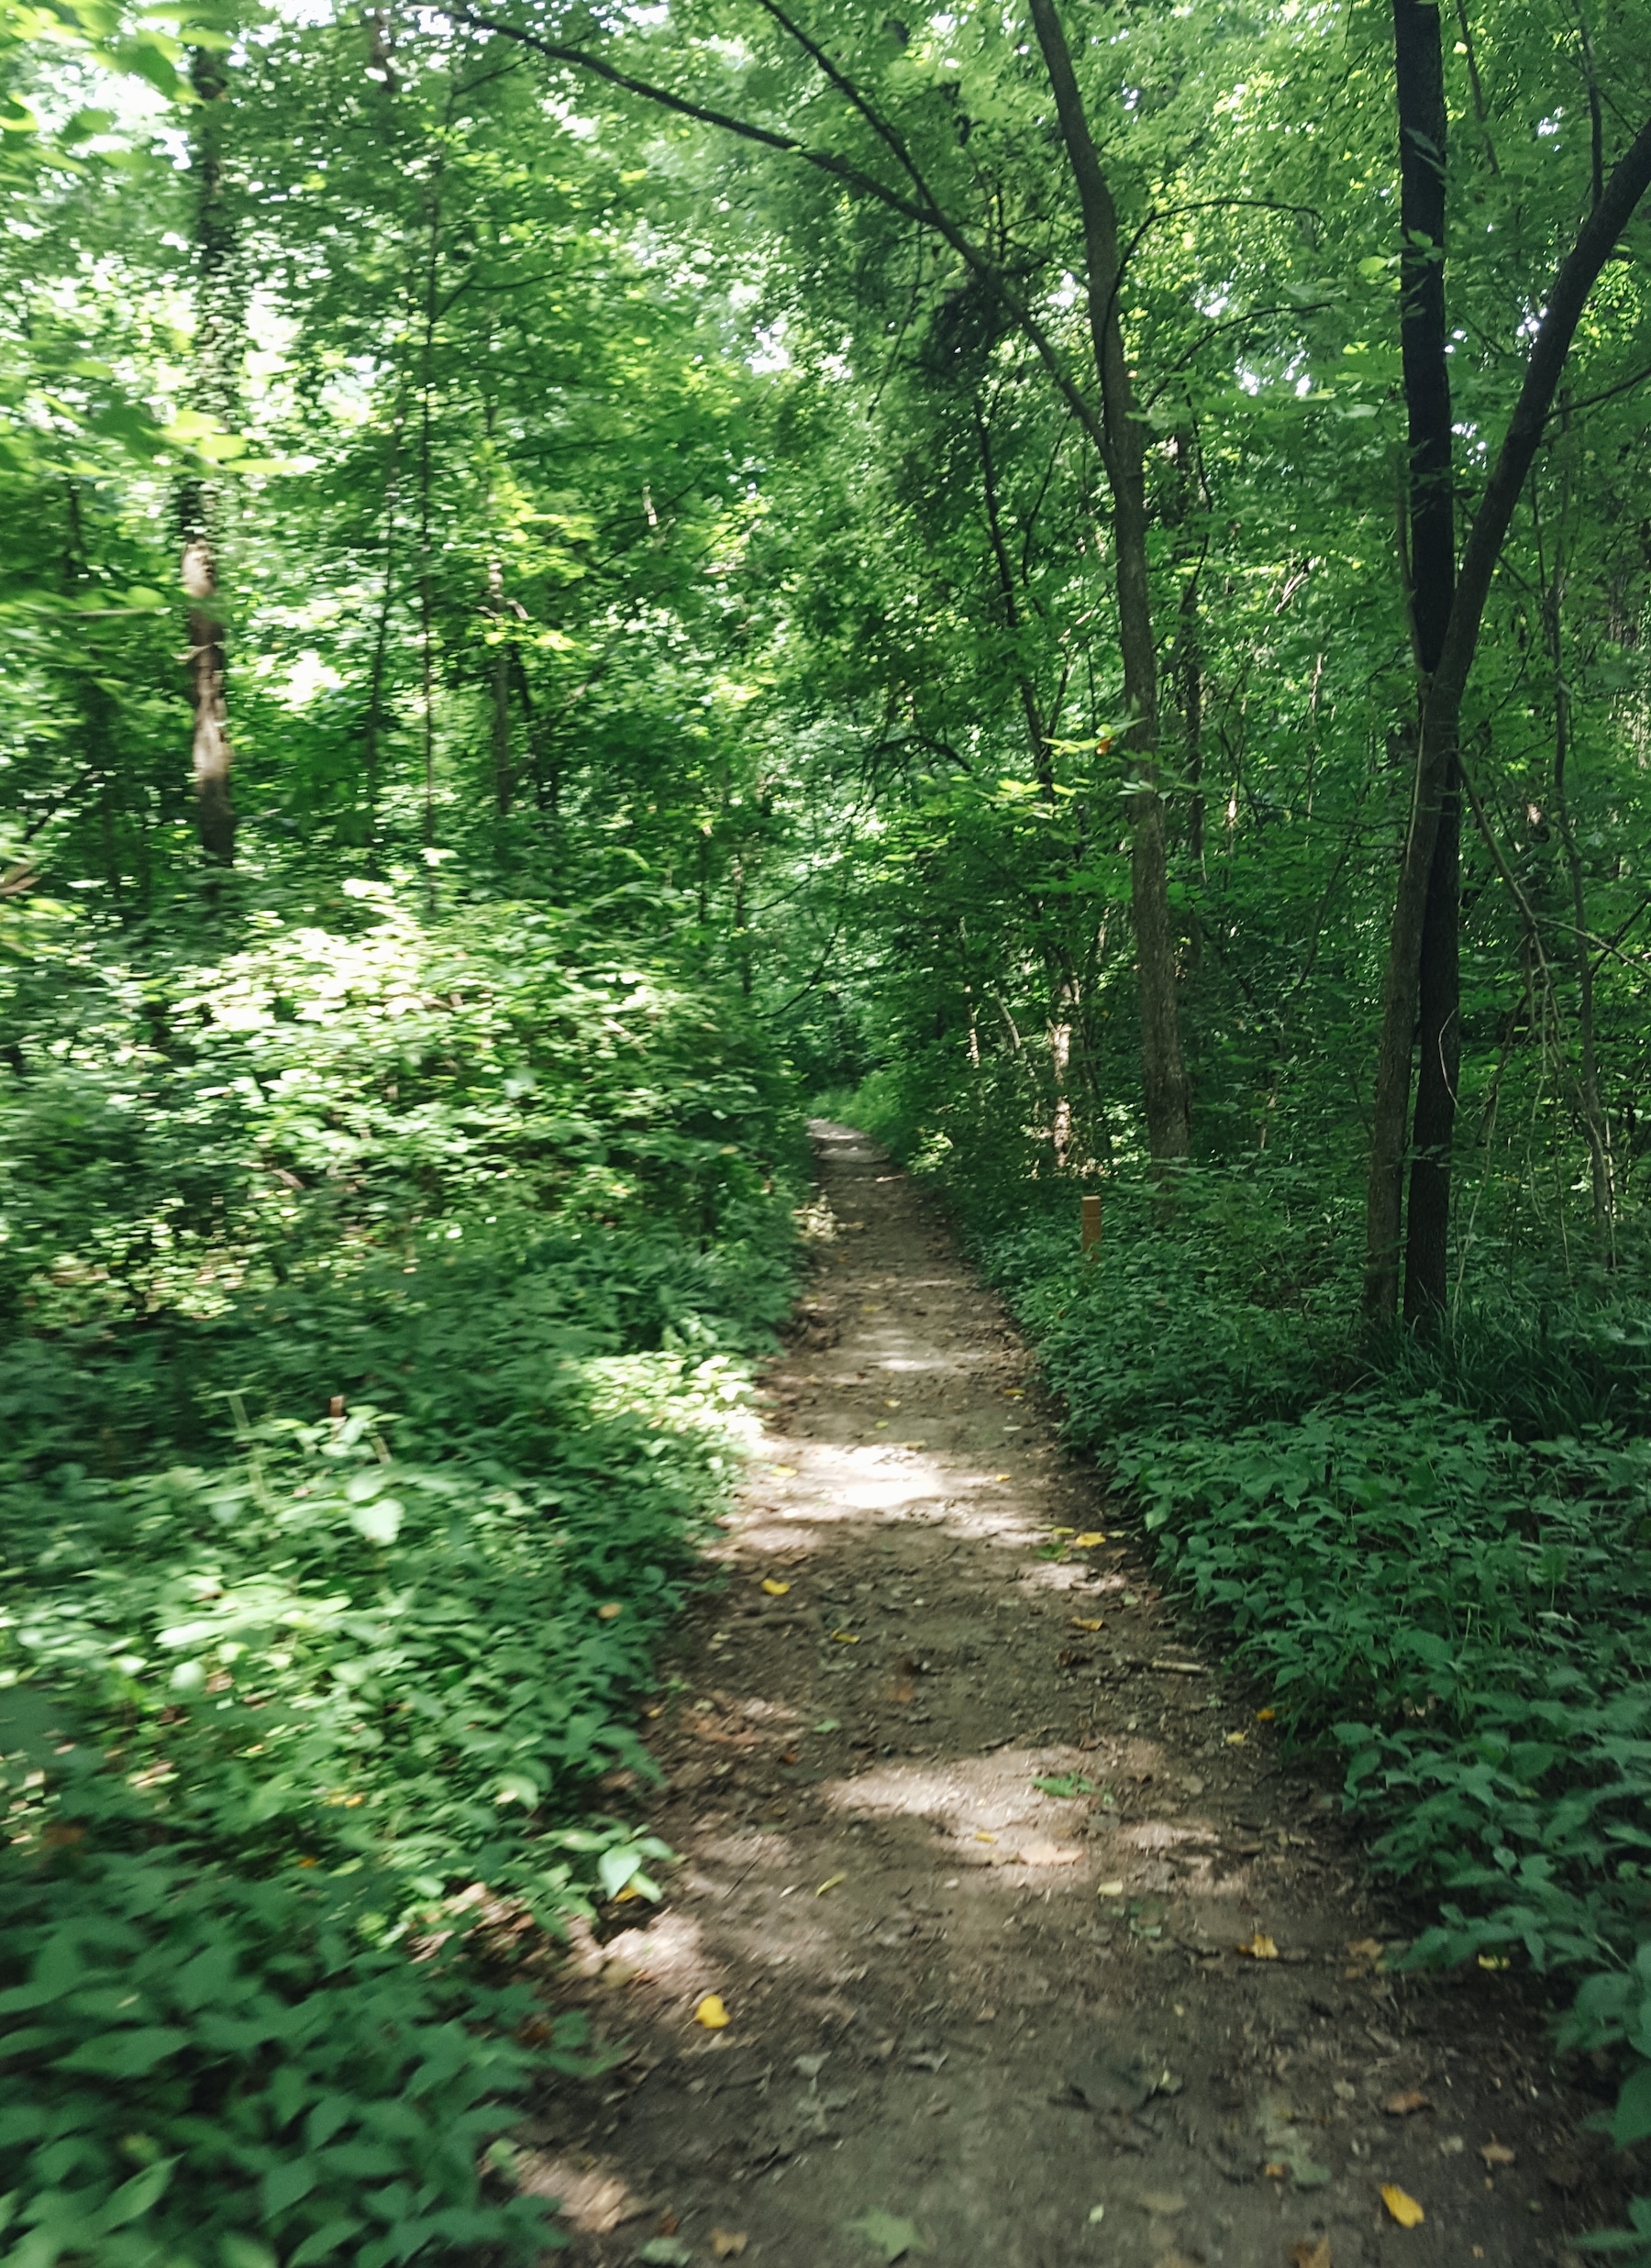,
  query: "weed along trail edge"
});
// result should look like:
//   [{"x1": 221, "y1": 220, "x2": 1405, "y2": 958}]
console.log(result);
[{"x1": 526, "y1": 1126, "x2": 1601, "y2": 2268}]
